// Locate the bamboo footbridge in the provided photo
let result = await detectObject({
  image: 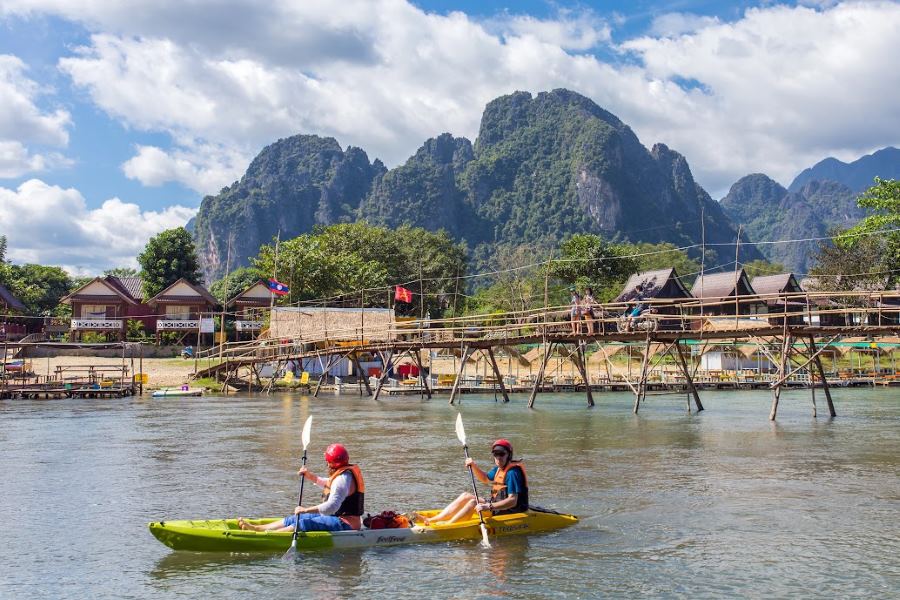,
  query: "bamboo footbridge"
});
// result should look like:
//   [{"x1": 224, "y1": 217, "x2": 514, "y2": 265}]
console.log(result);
[{"x1": 195, "y1": 290, "x2": 900, "y2": 420}]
